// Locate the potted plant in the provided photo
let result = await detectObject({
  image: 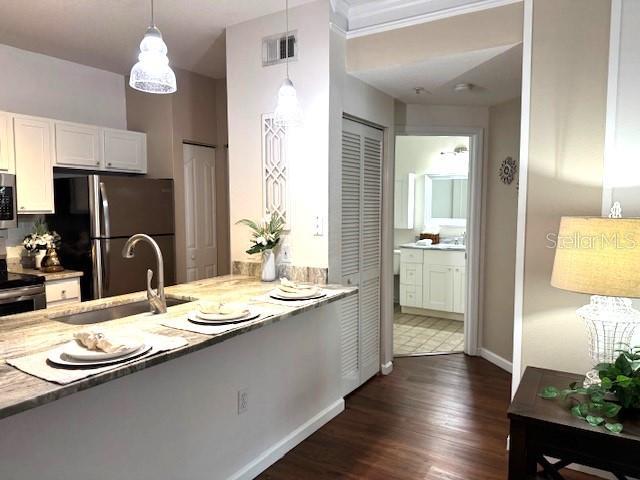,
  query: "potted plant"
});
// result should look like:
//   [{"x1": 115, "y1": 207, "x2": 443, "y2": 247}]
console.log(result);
[
  {"x1": 22, "y1": 219, "x2": 61, "y2": 270},
  {"x1": 539, "y1": 345, "x2": 640, "y2": 433},
  {"x1": 236, "y1": 214, "x2": 285, "y2": 282}
]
